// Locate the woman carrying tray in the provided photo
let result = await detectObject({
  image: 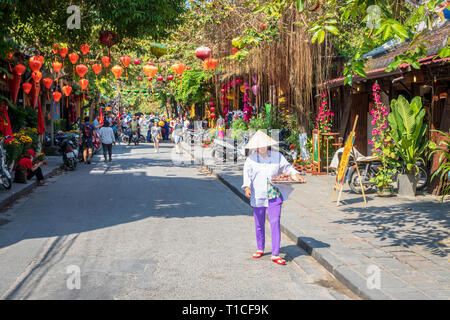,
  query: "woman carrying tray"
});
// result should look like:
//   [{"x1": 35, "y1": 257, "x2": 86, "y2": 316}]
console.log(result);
[{"x1": 242, "y1": 130, "x2": 306, "y2": 265}]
